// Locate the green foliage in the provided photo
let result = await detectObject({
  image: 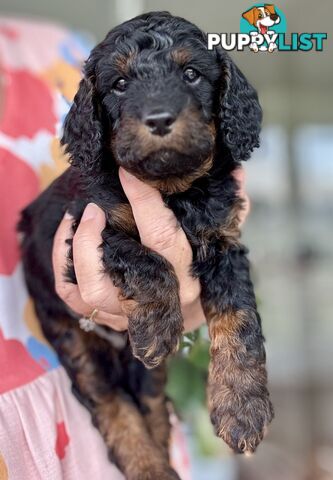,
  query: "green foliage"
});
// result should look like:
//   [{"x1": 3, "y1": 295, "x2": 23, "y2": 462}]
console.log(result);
[
  {"x1": 193, "y1": 407, "x2": 227, "y2": 457},
  {"x1": 166, "y1": 326, "x2": 209, "y2": 412},
  {"x1": 166, "y1": 326, "x2": 227, "y2": 456}
]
